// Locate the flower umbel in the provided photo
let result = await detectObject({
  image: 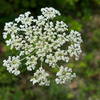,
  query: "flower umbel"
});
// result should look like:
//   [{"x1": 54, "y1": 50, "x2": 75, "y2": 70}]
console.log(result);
[
  {"x1": 3, "y1": 7, "x2": 83, "y2": 86},
  {"x1": 30, "y1": 67, "x2": 50, "y2": 86},
  {"x1": 3, "y1": 56, "x2": 21, "y2": 76},
  {"x1": 55, "y1": 66, "x2": 76, "y2": 84}
]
